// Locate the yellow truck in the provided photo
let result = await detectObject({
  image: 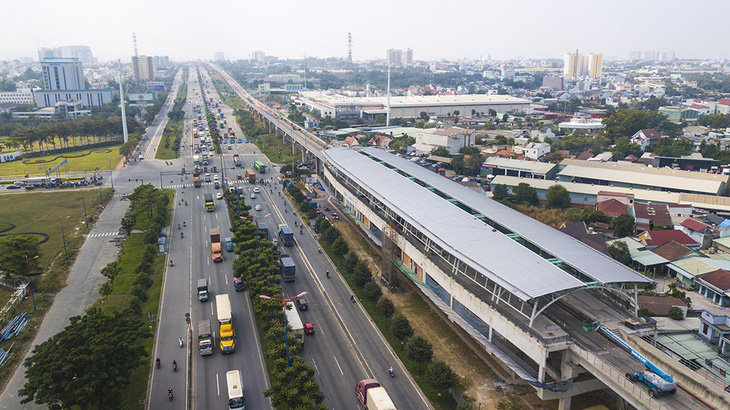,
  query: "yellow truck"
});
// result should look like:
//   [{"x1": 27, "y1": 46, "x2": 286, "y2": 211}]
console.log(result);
[{"x1": 216, "y1": 294, "x2": 235, "y2": 353}]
